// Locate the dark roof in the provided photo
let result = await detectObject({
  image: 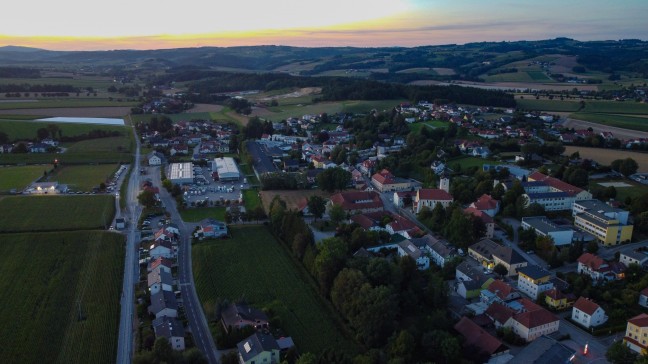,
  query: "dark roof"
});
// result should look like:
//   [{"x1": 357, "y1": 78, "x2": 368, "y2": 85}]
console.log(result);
[
  {"x1": 237, "y1": 332, "x2": 280, "y2": 362},
  {"x1": 513, "y1": 336, "x2": 575, "y2": 364},
  {"x1": 153, "y1": 316, "x2": 185, "y2": 339},
  {"x1": 221, "y1": 303, "x2": 269, "y2": 328},
  {"x1": 517, "y1": 265, "x2": 551, "y2": 280},
  {"x1": 147, "y1": 269, "x2": 173, "y2": 287},
  {"x1": 330, "y1": 191, "x2": 383, "y2": 212},
  {"x1": 454, "y1": 316, "x2": 507, "y2": 357},
  {"x1": 149, "y1": 290, "x2": 178, "y2": 314},
  {"x1": 470, "y1": 238, "x2": 526, "y2": 266},
  {"x1": 526, "y1": 191, "x2": 571, "y2": 199},
  {"x1": 246, "y1": 140, "x2": 279, "y2": 174}
]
